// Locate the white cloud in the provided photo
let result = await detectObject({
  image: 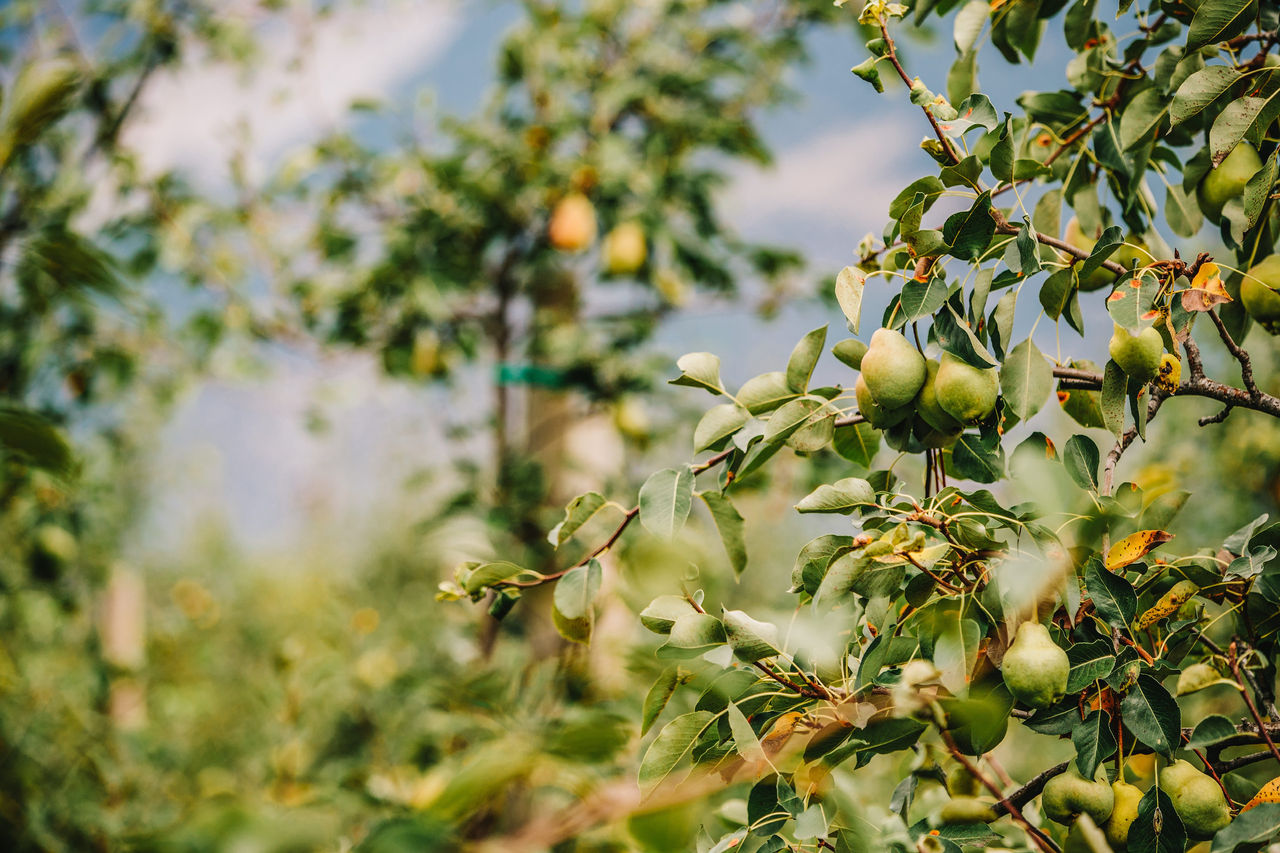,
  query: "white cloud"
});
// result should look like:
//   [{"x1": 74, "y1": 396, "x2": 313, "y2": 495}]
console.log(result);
[{"x1": 122, "y1": 0, "x2": 462, "y2": 187}]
